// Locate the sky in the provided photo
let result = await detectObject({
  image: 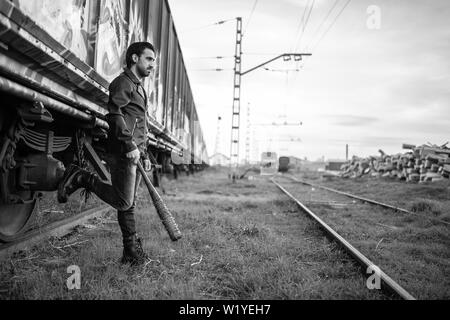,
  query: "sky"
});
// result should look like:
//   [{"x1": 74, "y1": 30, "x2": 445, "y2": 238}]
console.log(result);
[{"x1": 168, "y1": 0, "x2": 450, "y2": 162}]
